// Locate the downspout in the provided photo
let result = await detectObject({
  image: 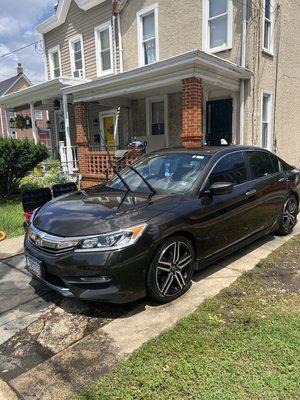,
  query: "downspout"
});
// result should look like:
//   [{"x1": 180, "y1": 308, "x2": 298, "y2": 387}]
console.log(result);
[
  {"x1": 117, "y1": 12, "x2": 124, "y2": 73},
  {"x1": 112, "y1": 14, "x2": 118, "y2": 74},
  {"x1": 239, "y1": 0, "x2": 247, "y2": 145},
  {"x1": 0, "y1": 107, "x2": 4, "y2": 138}
]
